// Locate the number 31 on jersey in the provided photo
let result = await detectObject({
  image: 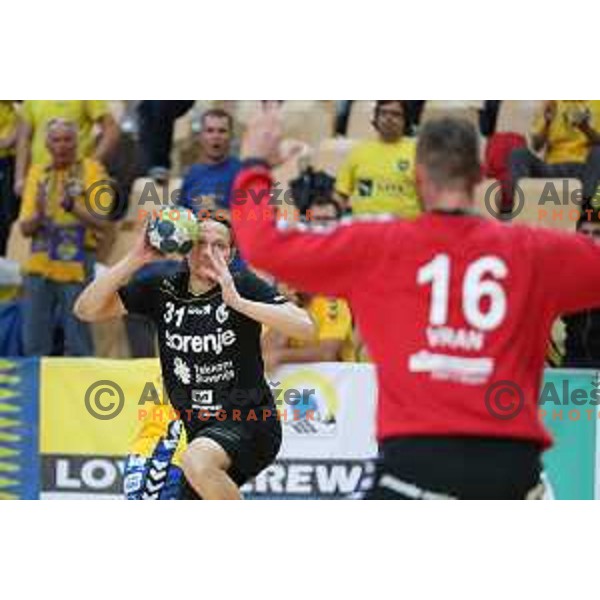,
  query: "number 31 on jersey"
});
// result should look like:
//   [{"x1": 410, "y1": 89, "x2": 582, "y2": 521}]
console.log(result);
[{"x1": 164, "y1": 302, "x2": 186, "y2": 327}]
